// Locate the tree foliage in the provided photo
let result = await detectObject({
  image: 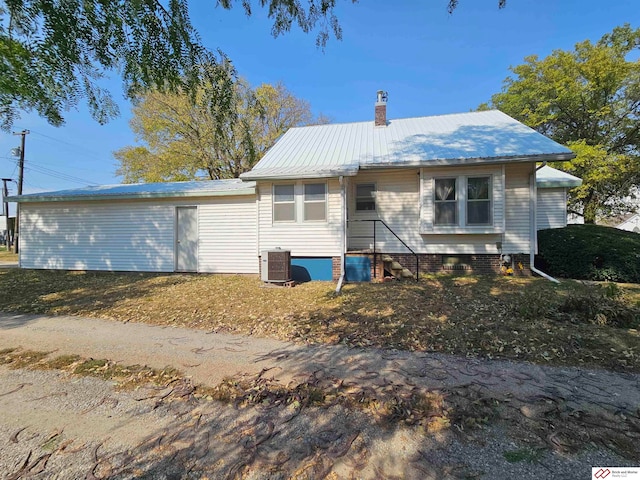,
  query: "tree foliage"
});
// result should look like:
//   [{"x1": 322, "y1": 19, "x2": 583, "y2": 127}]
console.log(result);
[
  {"x1": 0, "y1": 0, "x2": 353, "y2": 130},
  {"x1": 1, "y1": 0, "x2": 510, "y2": 131},
  {"x1": 114, "y1": 78, "x2": 320, "y2": 182},
  {"x1": 485, "y1": 24, "x2": 640, "y2": 223}
]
